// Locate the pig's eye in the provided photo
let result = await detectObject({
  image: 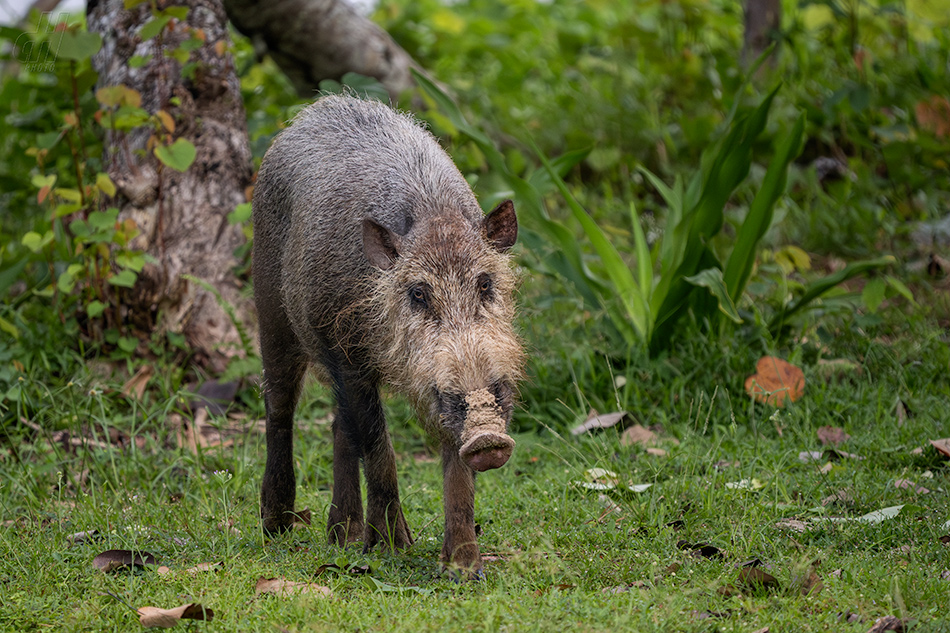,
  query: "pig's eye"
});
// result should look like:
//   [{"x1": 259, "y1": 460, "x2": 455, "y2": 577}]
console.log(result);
[
  {"x1": 477, "y1": 273, "x2": 494, "y2": 302},
  {"x1": 408, "y1": 283, "x2": 429, "y2": 309}
]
